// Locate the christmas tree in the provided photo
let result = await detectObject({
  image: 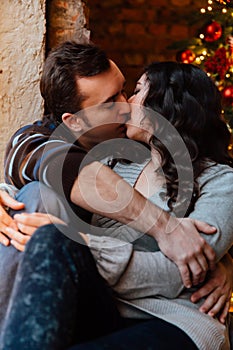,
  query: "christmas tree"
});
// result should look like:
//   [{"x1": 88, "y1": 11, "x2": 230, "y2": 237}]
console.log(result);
[{"x1": 170, "y1": 0, "x2": 233, "y2": 147}]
